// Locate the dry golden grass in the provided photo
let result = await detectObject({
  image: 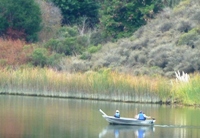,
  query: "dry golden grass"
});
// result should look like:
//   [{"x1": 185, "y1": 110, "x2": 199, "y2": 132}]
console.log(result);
[
  {"x1": 1, "y1": 67, "x2": 200, "y2": 105},
  {"x1": 0, "y1": 67, "x2": 171, "y2": 103}
]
